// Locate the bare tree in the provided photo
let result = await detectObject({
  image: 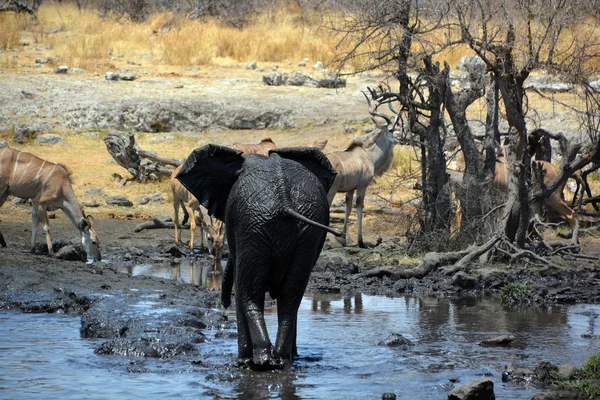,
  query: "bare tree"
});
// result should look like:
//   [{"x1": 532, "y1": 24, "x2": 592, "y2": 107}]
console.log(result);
[{"x1": 451, "y1": 0, "x2": 600, "y2": 247}]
